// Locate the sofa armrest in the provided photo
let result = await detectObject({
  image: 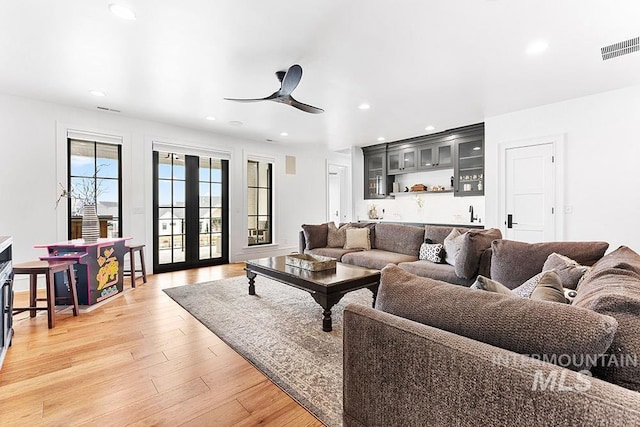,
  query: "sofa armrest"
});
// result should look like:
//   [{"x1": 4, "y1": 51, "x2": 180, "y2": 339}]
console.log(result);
[{"x1": 343, "y1": 304, "x2": 640, "y2": 427}]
